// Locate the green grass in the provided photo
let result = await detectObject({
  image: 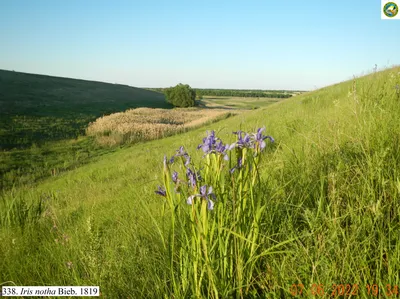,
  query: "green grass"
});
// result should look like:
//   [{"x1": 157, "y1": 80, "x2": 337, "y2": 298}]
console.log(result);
[
  {"x1": 0, "y1": 69, "x2": 172, "y2": 190},
  {"x1": 1, "y1": 67, "x2": 400, "y2": 298},
  {"x1": 0, "y1": 136, "x2": 122, "y2": 190}
]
